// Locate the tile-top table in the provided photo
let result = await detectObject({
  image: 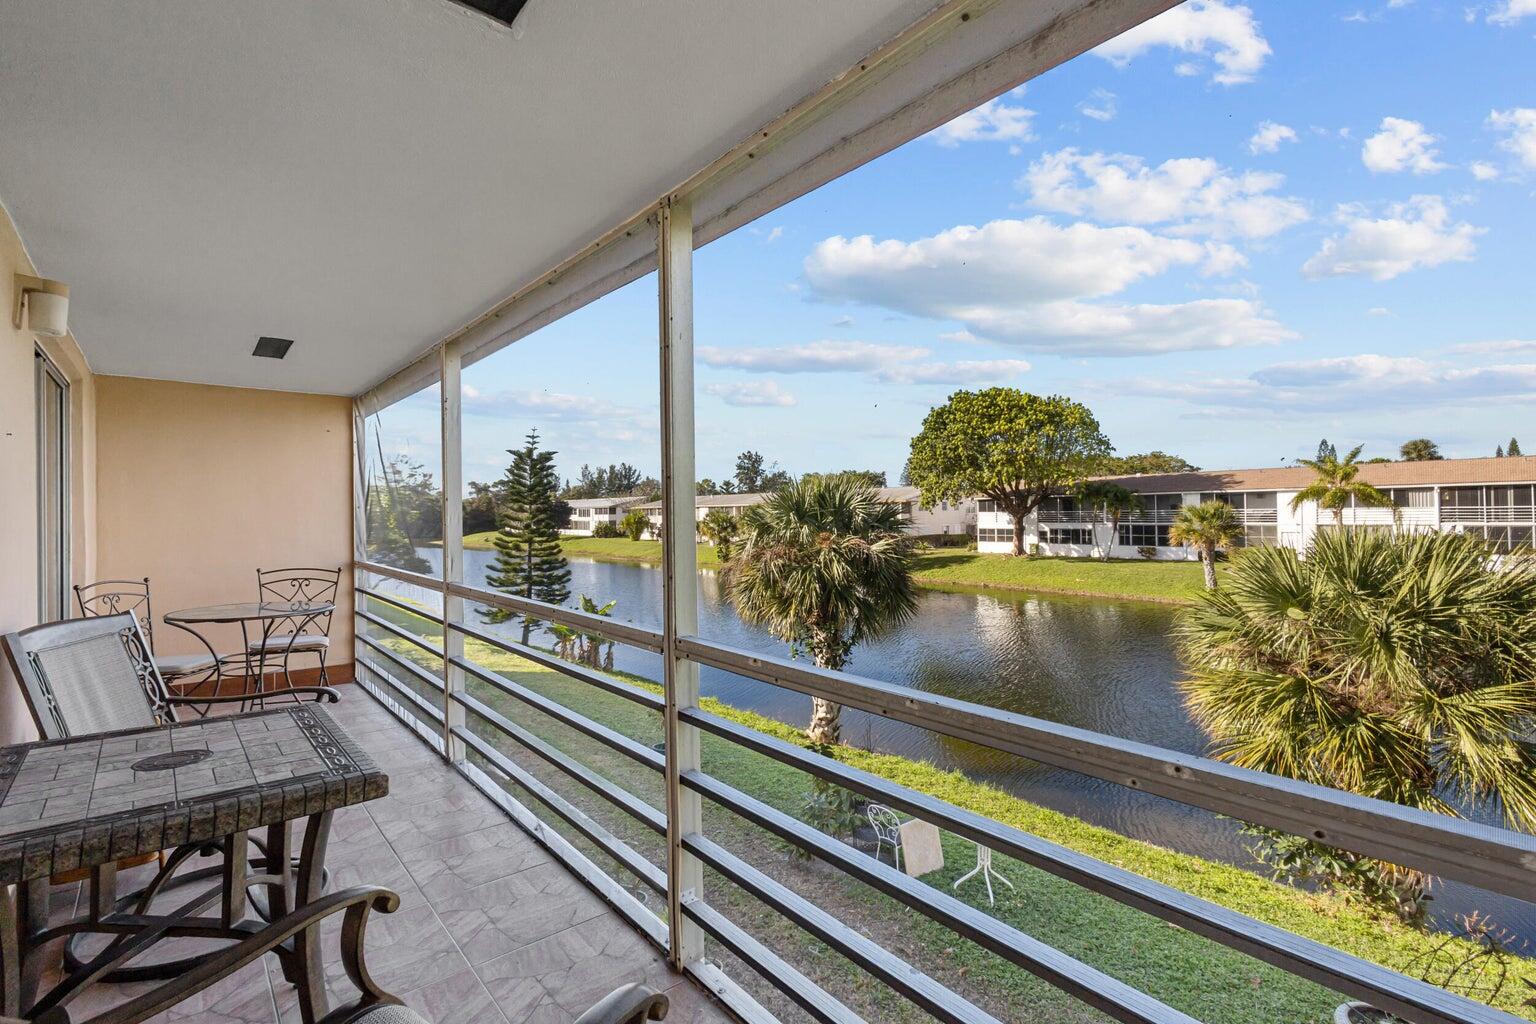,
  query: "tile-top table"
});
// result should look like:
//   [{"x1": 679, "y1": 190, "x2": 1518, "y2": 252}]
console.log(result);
[{"x1": 0, "y1": 706, "x2": 389, "y2": 1022}]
